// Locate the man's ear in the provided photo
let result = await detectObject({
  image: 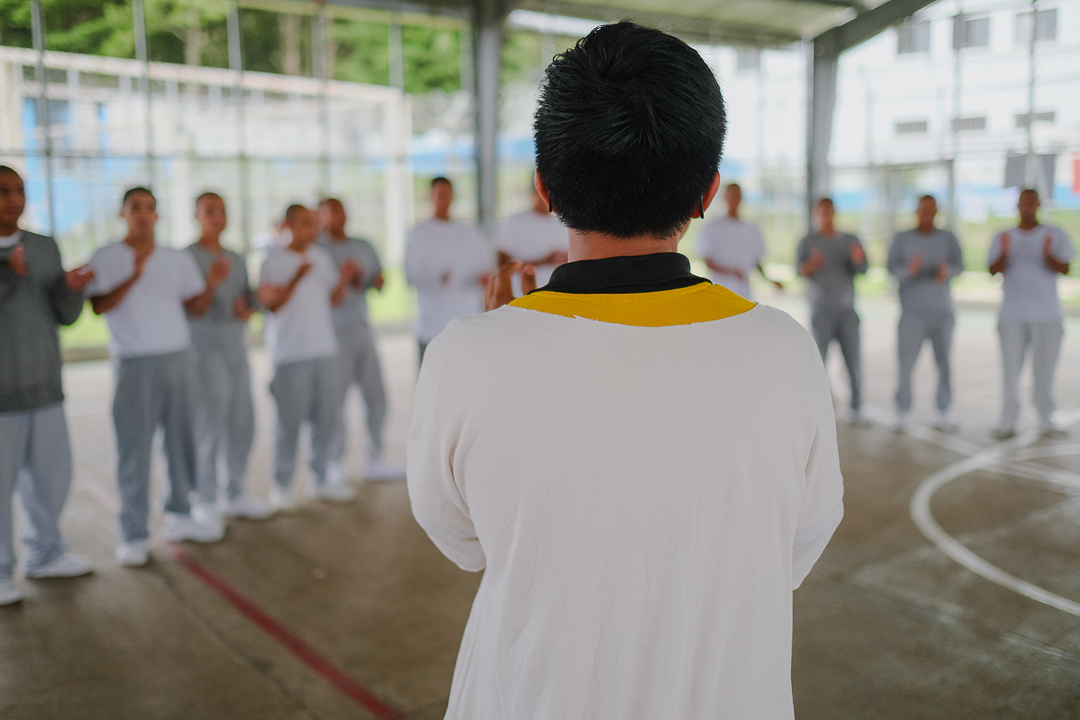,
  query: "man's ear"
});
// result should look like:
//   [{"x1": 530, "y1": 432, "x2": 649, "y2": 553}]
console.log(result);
[
  {"x1": 535, "y1": 171, "x2": 553, "y2": 214},
  {"x1": 696, "y1": 172, "x2": 722, "y2": 219}
]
